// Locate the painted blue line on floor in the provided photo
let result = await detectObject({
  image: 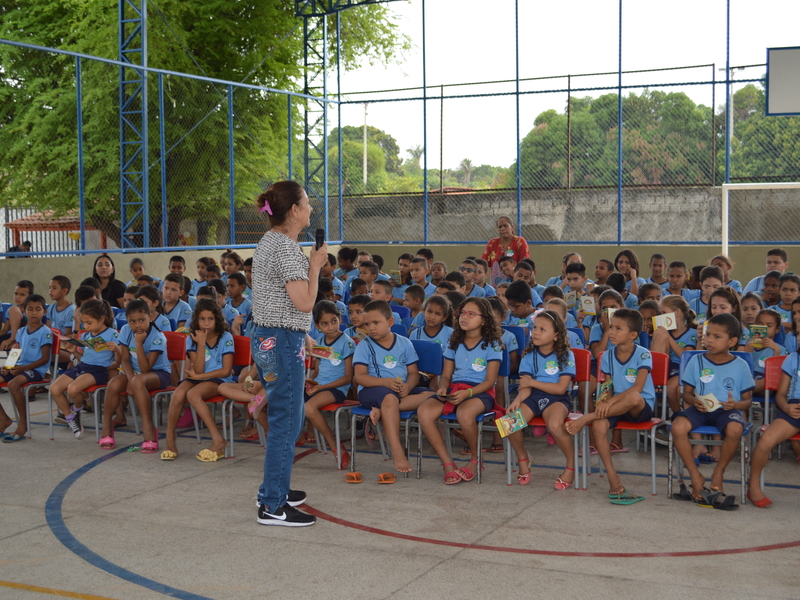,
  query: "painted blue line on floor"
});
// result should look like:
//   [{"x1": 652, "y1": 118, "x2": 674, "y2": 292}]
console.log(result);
[{"x1": 45, "y1": 446, "x2": 215, "y2": 600}]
